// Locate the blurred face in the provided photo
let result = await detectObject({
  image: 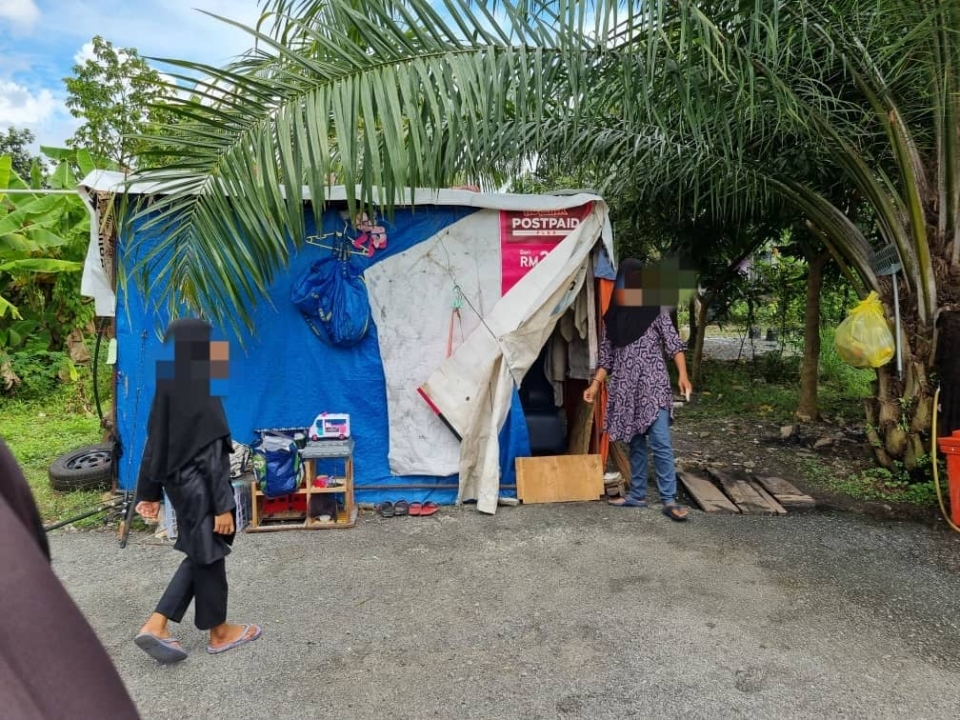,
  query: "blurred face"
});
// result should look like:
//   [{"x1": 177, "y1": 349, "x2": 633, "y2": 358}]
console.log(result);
[
  {"x1": 615, "y1": 267, "x2": 647, "y2": 306},
  {"x1": 210, "y1": 341, "x2": 229, "y2": 379}
]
